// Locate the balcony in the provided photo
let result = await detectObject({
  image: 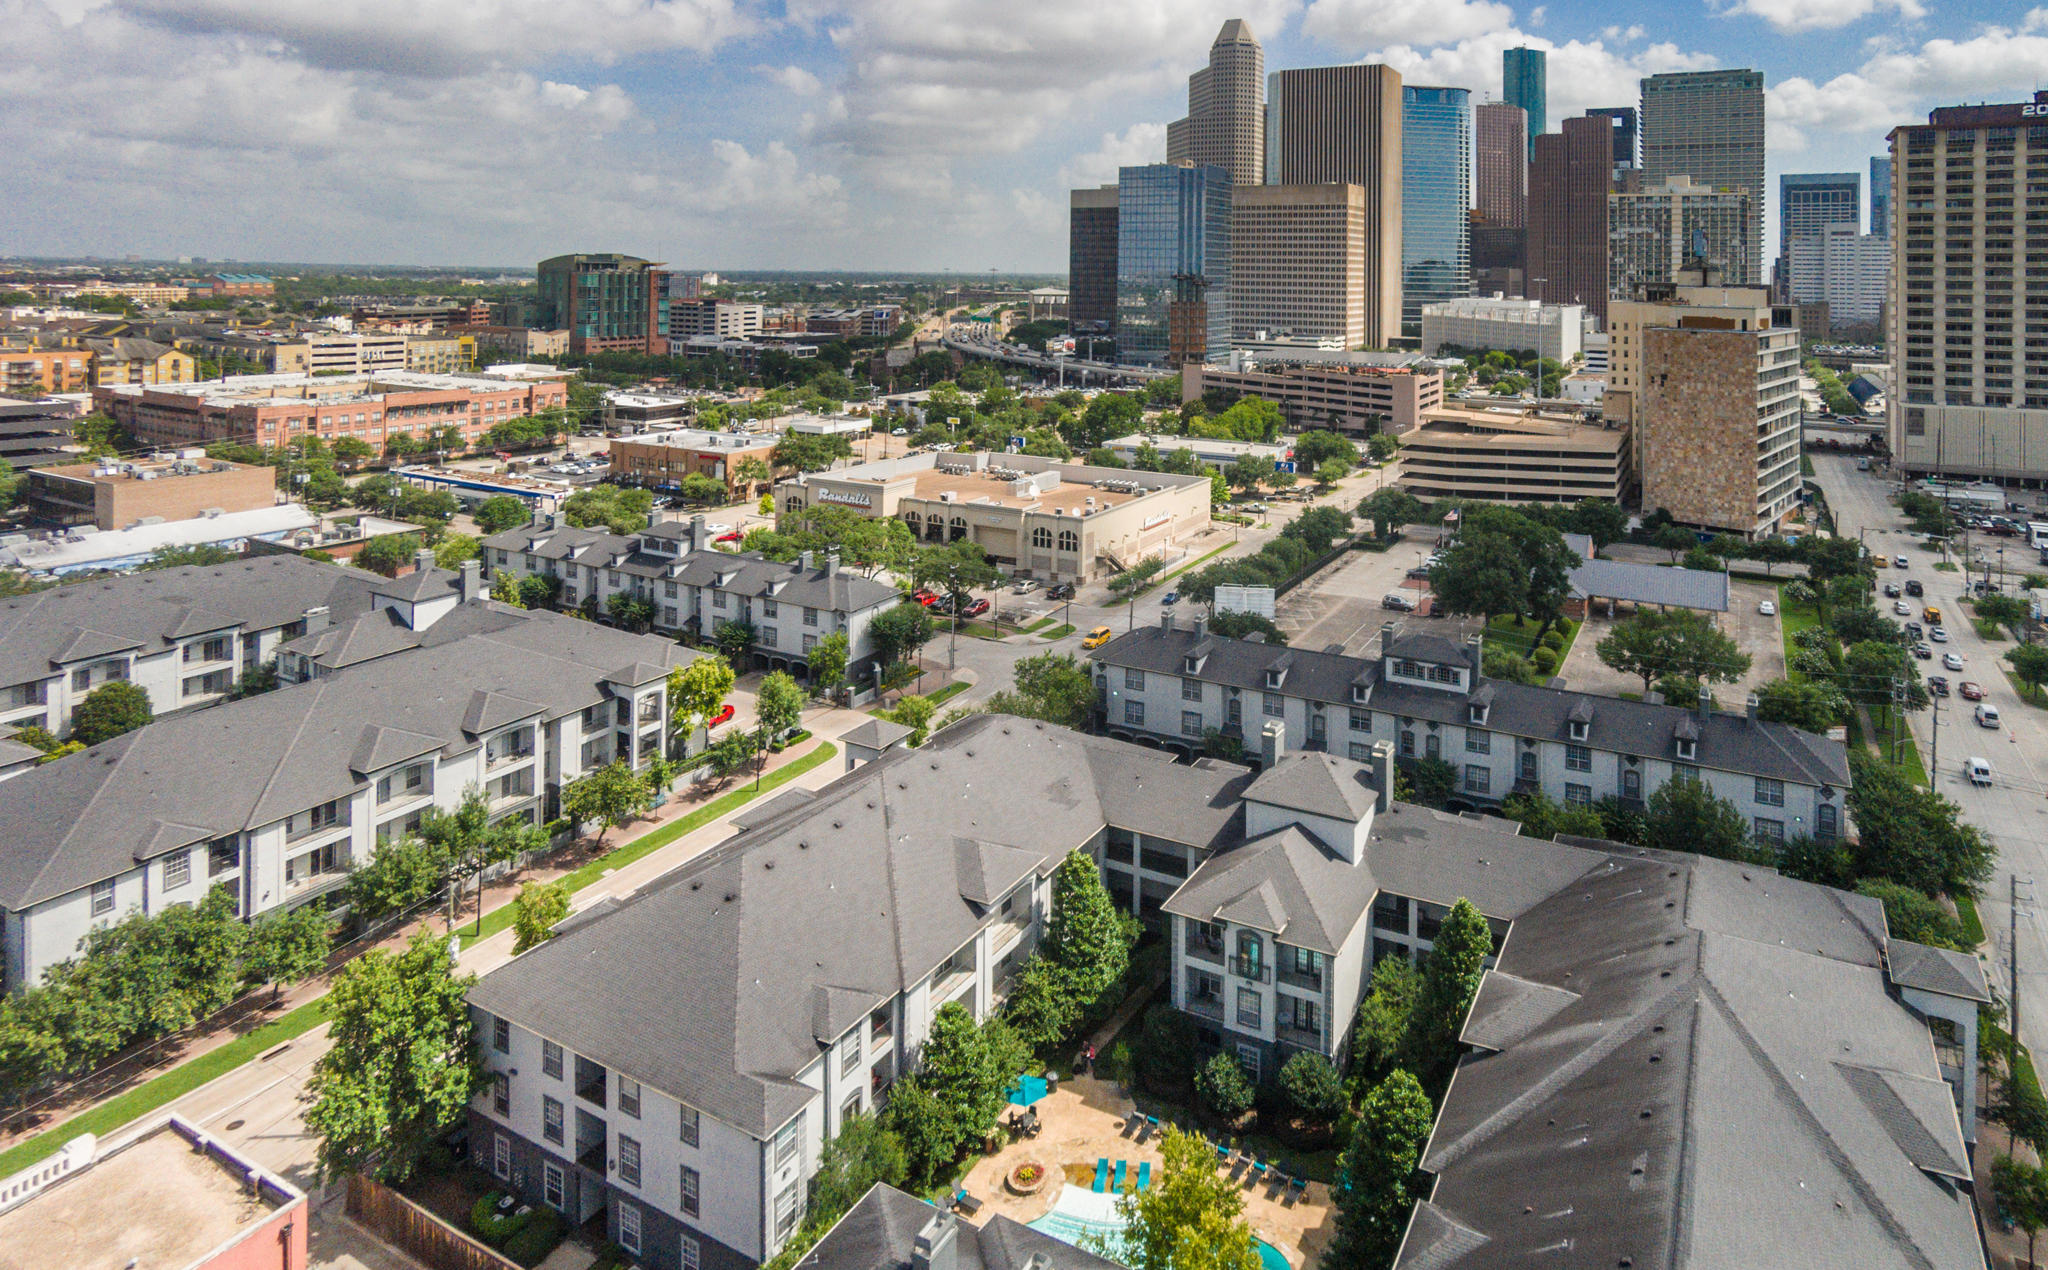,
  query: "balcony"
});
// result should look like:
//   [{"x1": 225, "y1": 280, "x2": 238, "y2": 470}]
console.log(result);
[
  {"x1": 1184, "y1": 994, "x2": 1225, "y2": 1022},
  {"x1": 1276, "y1": 962, "x2": 1323, "y2": 993},
  {"x1": 487, "y1": 744, "x2": 535, "y2": 771},
  {"x1": 1276, "y1": 1022, "x2": 1325, "y2": 1053},
  {"x1": 989, "y1": 916, "x2": 1030, "y2": 953},
  {"x1": 1184, "y1": 932, "x2": 1225, "y2": 965},
  {"x1": 932, "y1": 955, "x2": 974, "y2": 1002},
  {"x1": 1230, "y1": 956, "x2": 1269, "y2": 984},
  {"x1": 574, "y1": 1055, "x2": 607, "y2": 1108},
  {"x1": 285, "y1": 811, "x2": 349, "y2": 844},
  {"x1": 576, "y1": 1133, "x2": 606, "y2": 1174}
]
